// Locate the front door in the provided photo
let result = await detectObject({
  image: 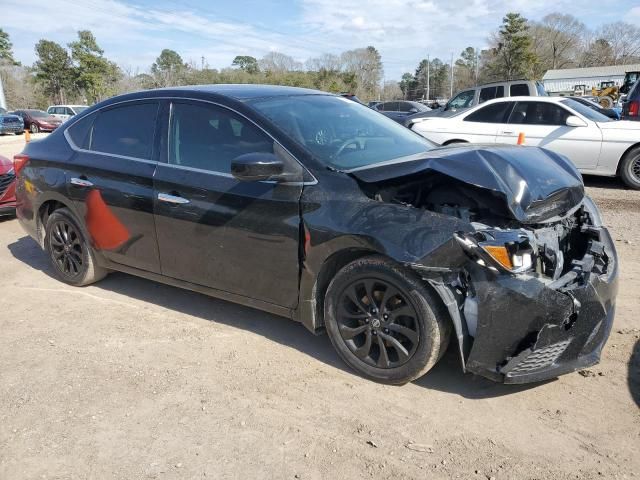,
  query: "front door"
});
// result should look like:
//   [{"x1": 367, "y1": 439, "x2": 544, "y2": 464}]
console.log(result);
[
  {"x1": 64, "y1": 100, "x2": 162, "y2": 273},
  {"x1": 496, "y1": 101, "x2": 602, "y2": 169},
  {"x1": 153, "y1": 99, "x2": 303, "y2": 308}
]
